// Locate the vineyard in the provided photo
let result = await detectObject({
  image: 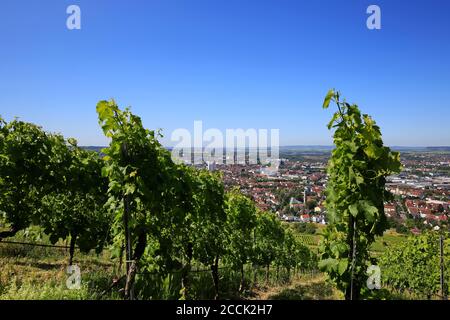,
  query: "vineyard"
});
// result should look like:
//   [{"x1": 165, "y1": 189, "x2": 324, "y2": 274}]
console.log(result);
[
  {"x1": 0, "y1": 92, "x2": 449, "y2": 300},
  {"x1": 296, "y1": 234, "x2": 319, "y2": 247},
  {"x1": 0, "y1": 100, "x2": 317, "y2": 300}
]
